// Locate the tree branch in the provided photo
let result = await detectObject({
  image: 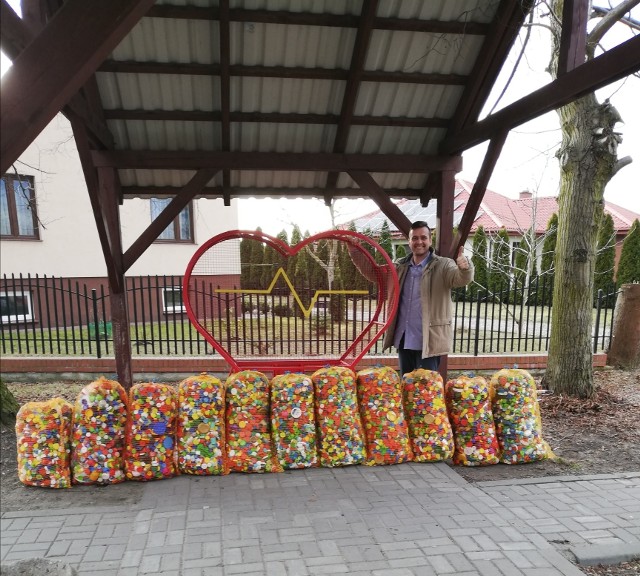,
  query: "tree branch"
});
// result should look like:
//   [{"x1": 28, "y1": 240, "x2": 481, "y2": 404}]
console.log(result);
[
  {"x1": 612, "y1": 155, "x2": 632, "y2": 176},
  {"x1": 588, "y1": 0, "x2": 640, "y2": 56}
]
